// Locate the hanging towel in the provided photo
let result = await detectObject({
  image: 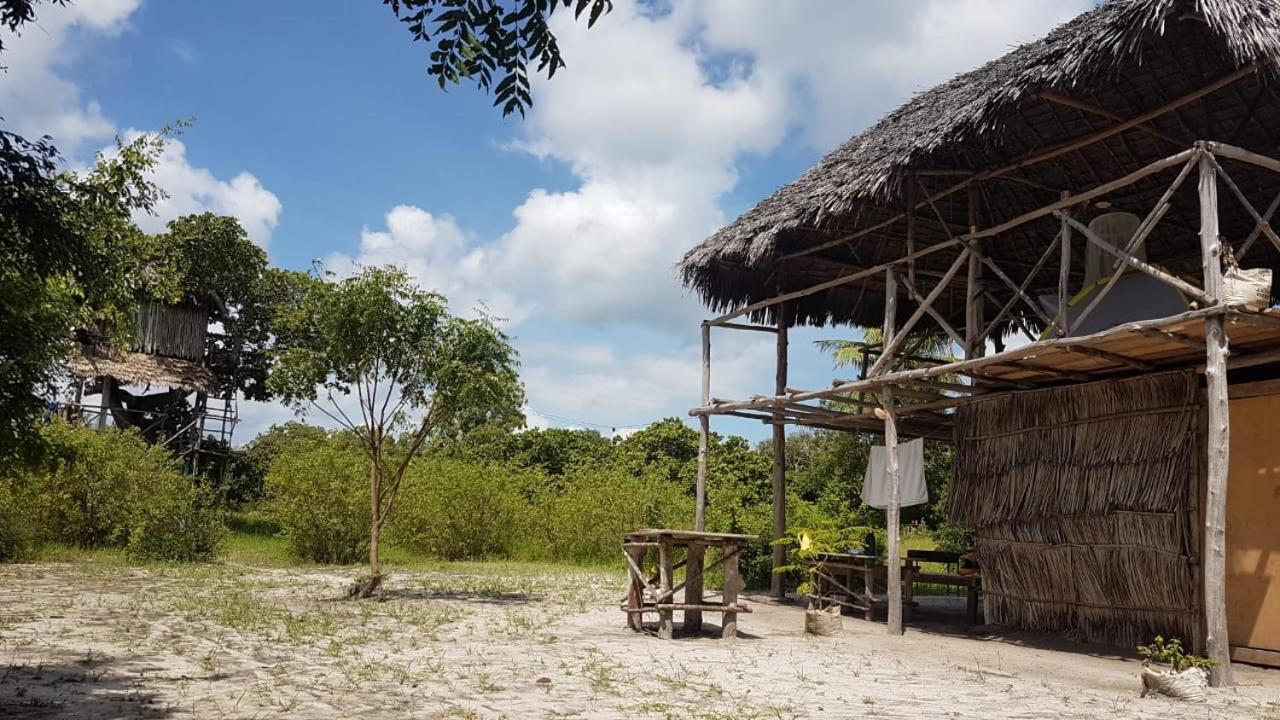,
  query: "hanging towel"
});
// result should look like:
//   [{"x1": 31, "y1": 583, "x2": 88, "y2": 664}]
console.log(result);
[{"x1": 862, "y1": 438, "x2": 928, "y2": 509}]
